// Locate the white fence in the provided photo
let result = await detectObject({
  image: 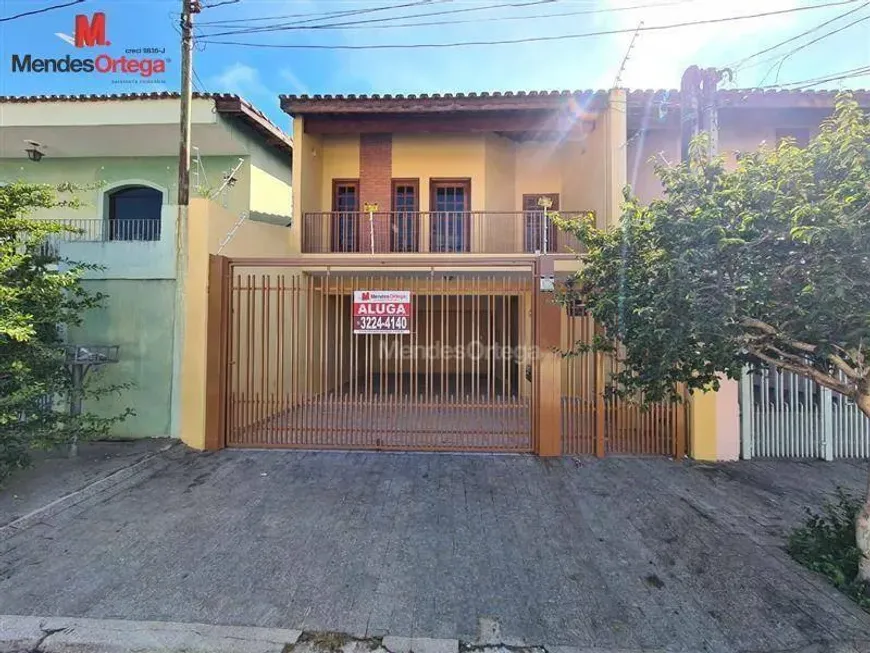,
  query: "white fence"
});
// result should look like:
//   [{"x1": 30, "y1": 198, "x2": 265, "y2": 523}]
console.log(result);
[{"x1": 740, "y1": 365, "x2": 870, "y2": 459}]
